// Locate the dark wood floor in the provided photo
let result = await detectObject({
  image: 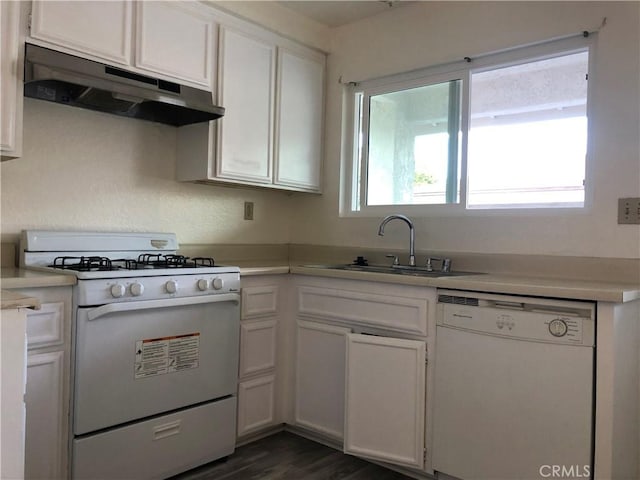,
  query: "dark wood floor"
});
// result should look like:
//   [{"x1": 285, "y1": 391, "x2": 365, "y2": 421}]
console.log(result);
[{"x1": 172, "y1": 431, "x2": 413, "y2": 480}]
